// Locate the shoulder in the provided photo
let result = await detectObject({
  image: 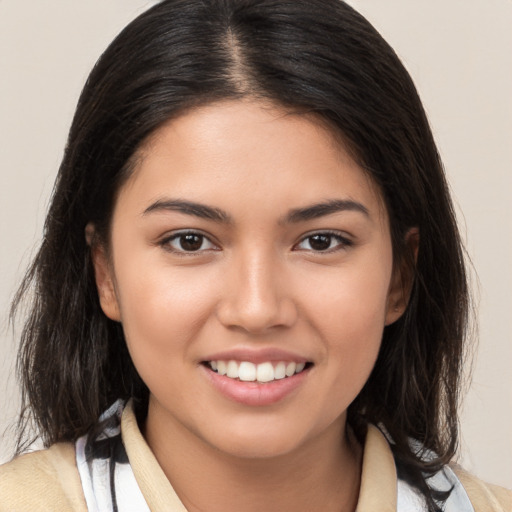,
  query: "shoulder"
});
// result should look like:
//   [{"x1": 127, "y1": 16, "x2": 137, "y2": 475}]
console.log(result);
[
  {"x1": 450, "y1": 464, "x2": 512, "y2": 512},
  {"x1": 370, "y1": 423, "x2": 512, "y2": 512},
  {"x1": 0, "y1": 442, "x2": 87, "y2": 512}
]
